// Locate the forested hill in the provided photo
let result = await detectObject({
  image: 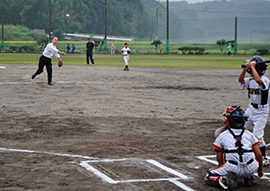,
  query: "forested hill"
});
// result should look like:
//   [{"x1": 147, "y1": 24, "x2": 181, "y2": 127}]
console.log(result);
[
  {"x1": 0, "y1": 0, "x2": 153, "y2": 41},
  {"x1": 158, "y1": 0, "x2": 270, "y2": 43},
  {"x1": 1, "y1": 0, "x2": 269, "y2": 43}
]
